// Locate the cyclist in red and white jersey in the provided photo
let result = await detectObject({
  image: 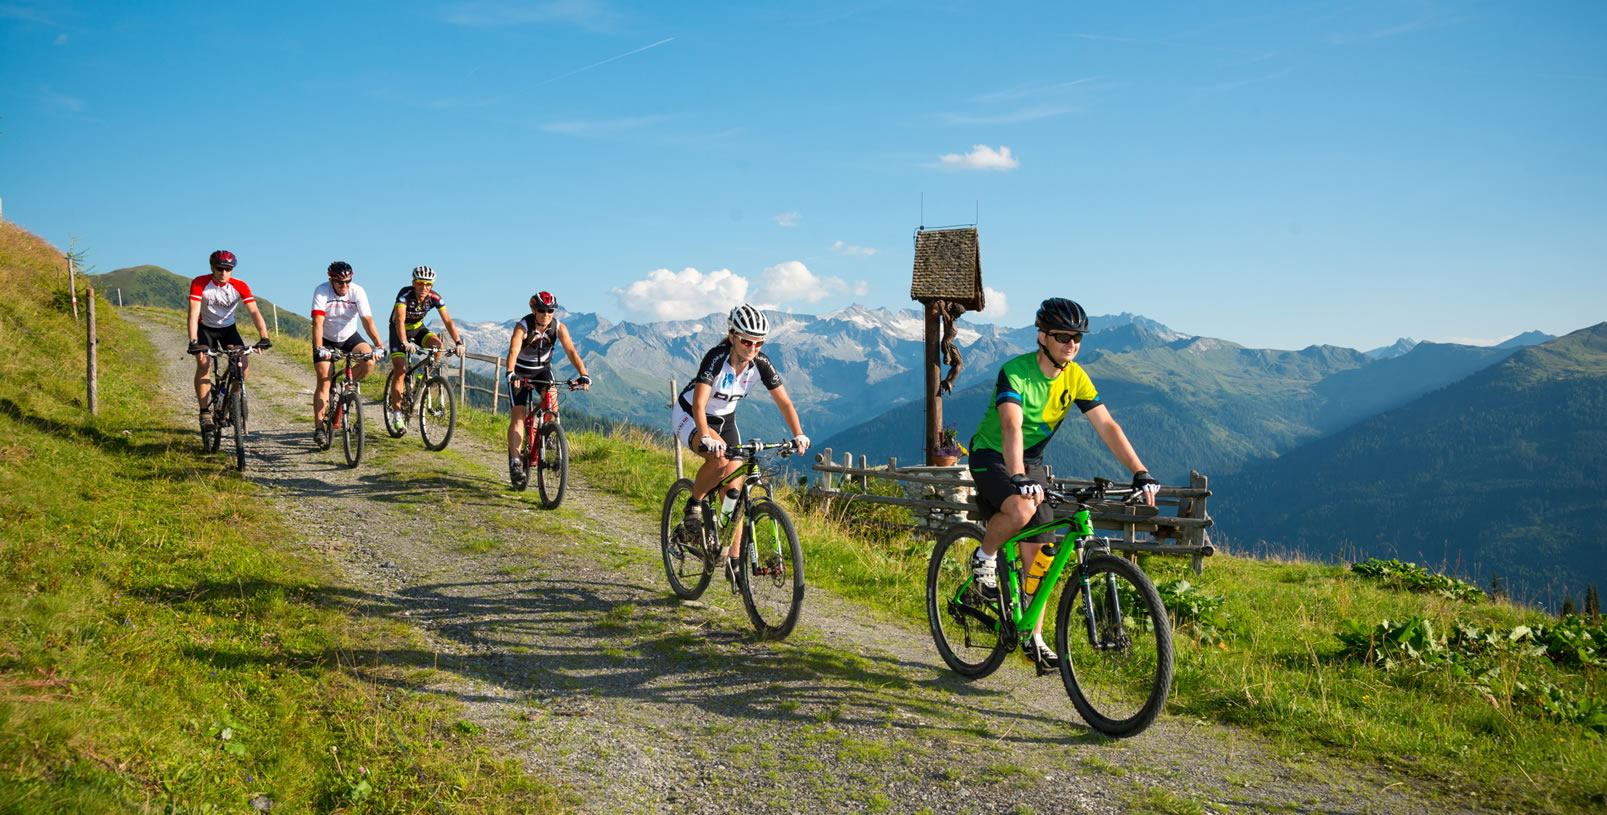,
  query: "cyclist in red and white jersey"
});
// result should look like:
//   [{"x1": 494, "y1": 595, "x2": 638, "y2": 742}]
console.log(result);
[
  {"x1": 186, "y1": 250, "x2": 271, "y2": 433},
  {"x1": 310, "y1": 261, "x2": 385, "y2": 448},
  {"x1": 671, "y1": 304, "x2": 809, "y2": 574},
  {"x1": 502, "y1": 291, "x2": 591, "y2": 483}
]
